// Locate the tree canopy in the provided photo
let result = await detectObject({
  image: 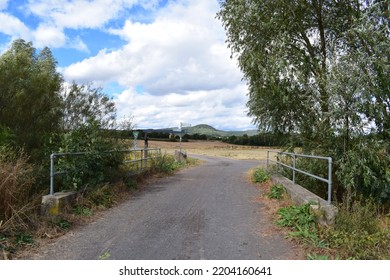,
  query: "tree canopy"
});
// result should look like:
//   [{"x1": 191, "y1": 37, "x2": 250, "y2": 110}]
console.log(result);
[
  {"x1": 0, "y1": 39, "x2": 63, "y2": 159},
  {"x1": 0, "y1": 39, "x2": 119, "y2": 161},
  {"x1": 218, "y1": 0, "x2": 390, "y2": 202}
]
